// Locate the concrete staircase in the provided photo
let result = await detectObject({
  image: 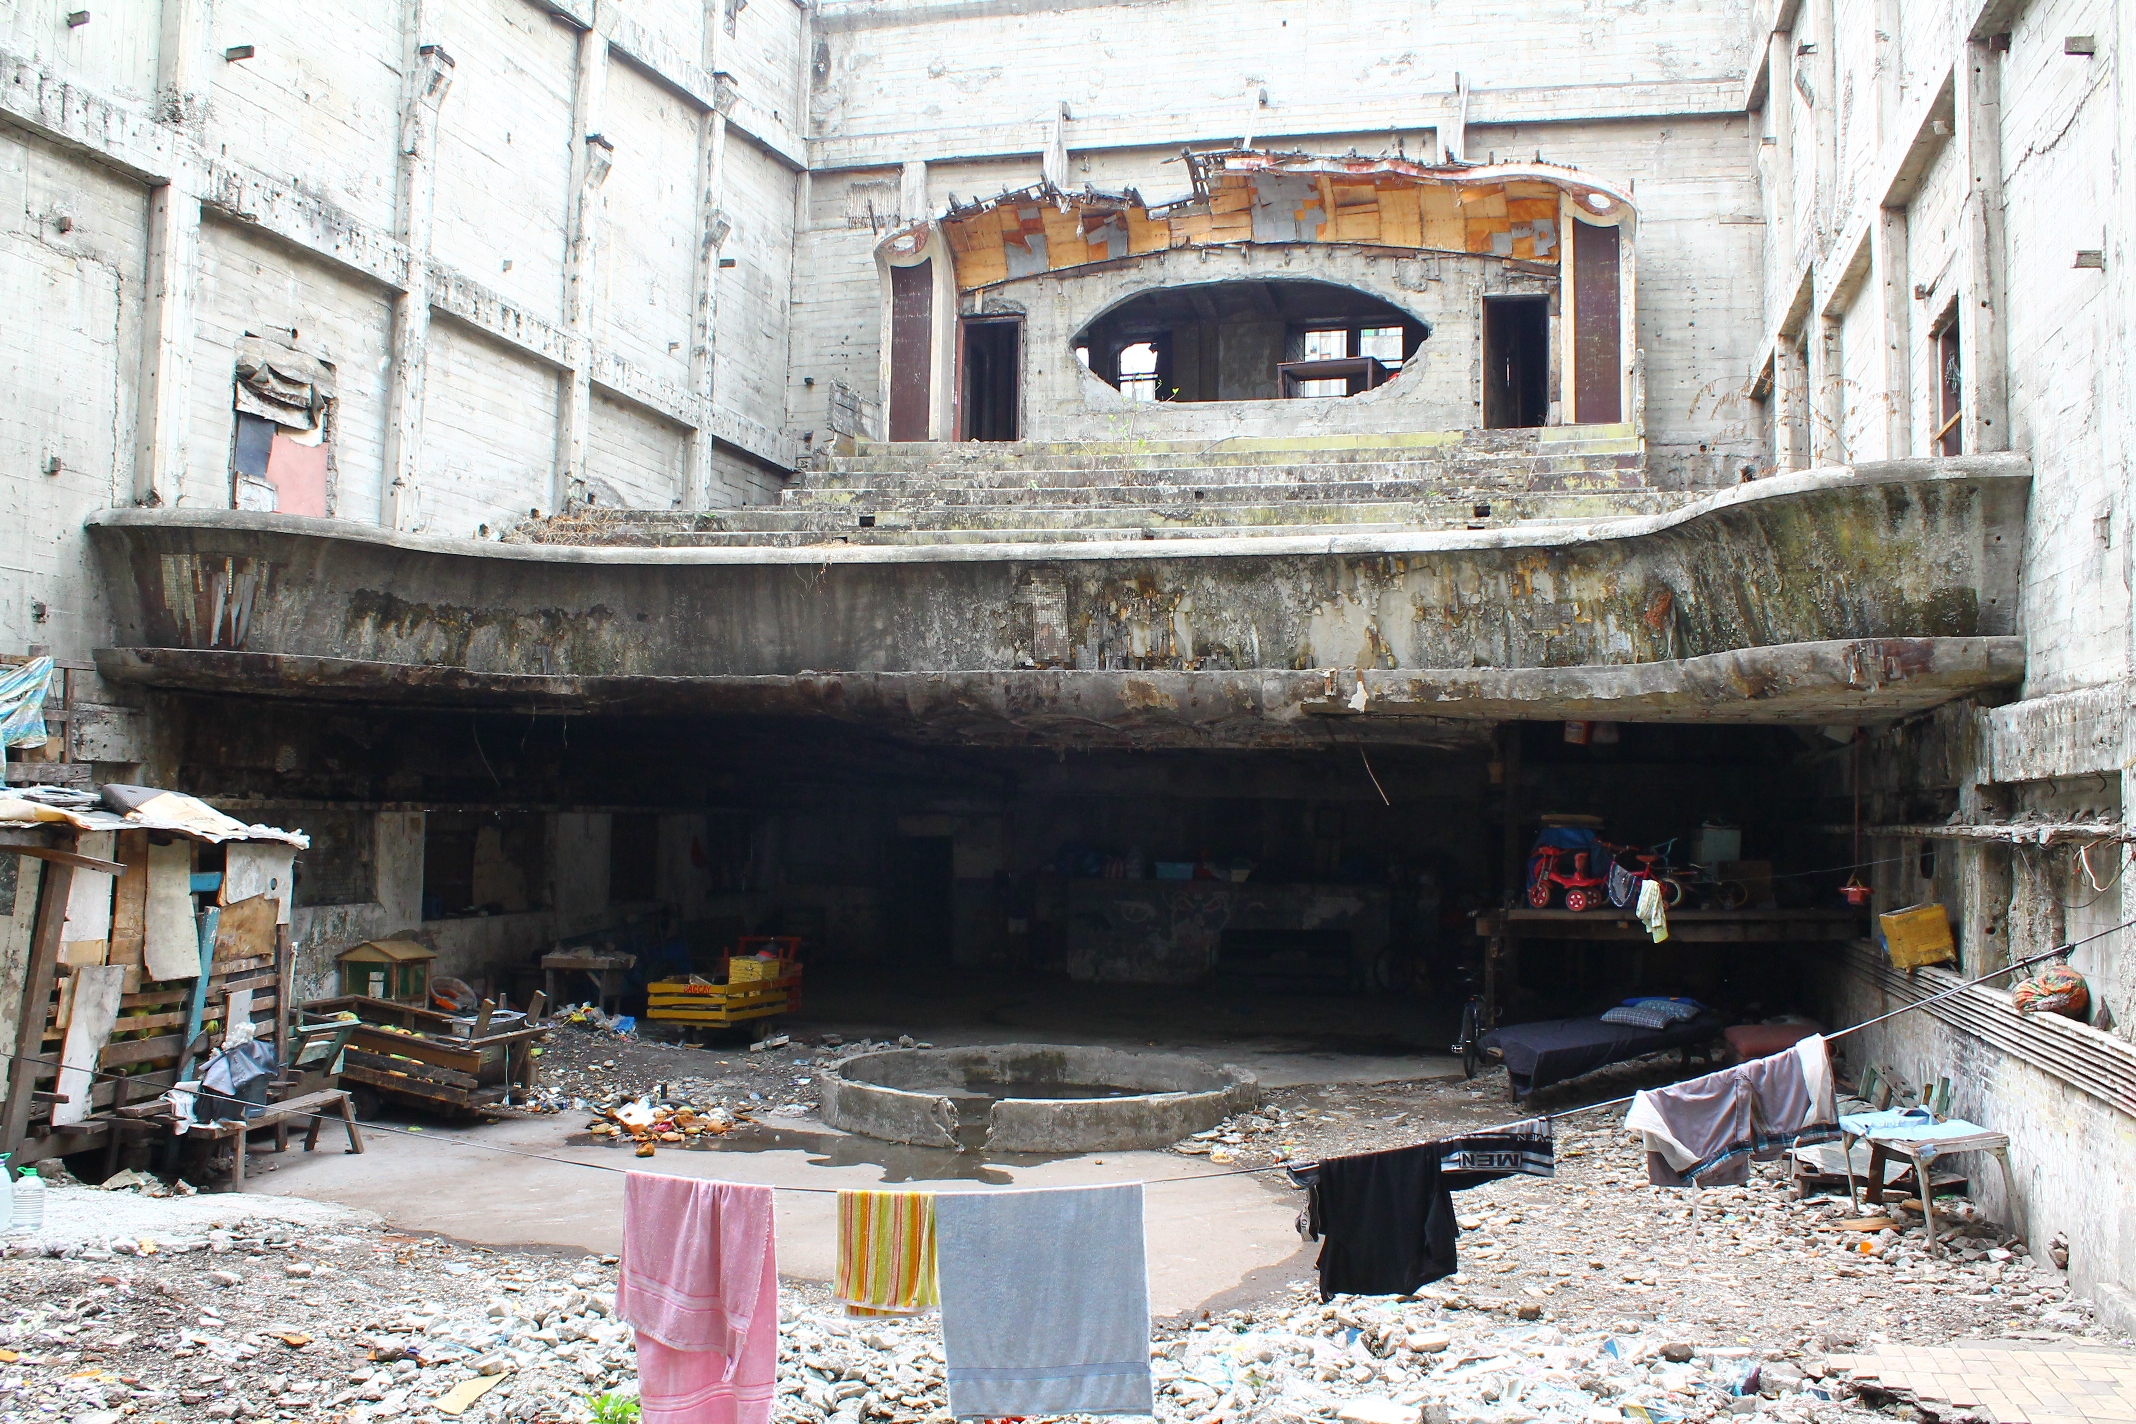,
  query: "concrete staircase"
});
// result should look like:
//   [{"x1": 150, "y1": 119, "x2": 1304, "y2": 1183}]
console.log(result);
[{"x1": 533, "y1": 425, "x2": 1682, "y2": 548}]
